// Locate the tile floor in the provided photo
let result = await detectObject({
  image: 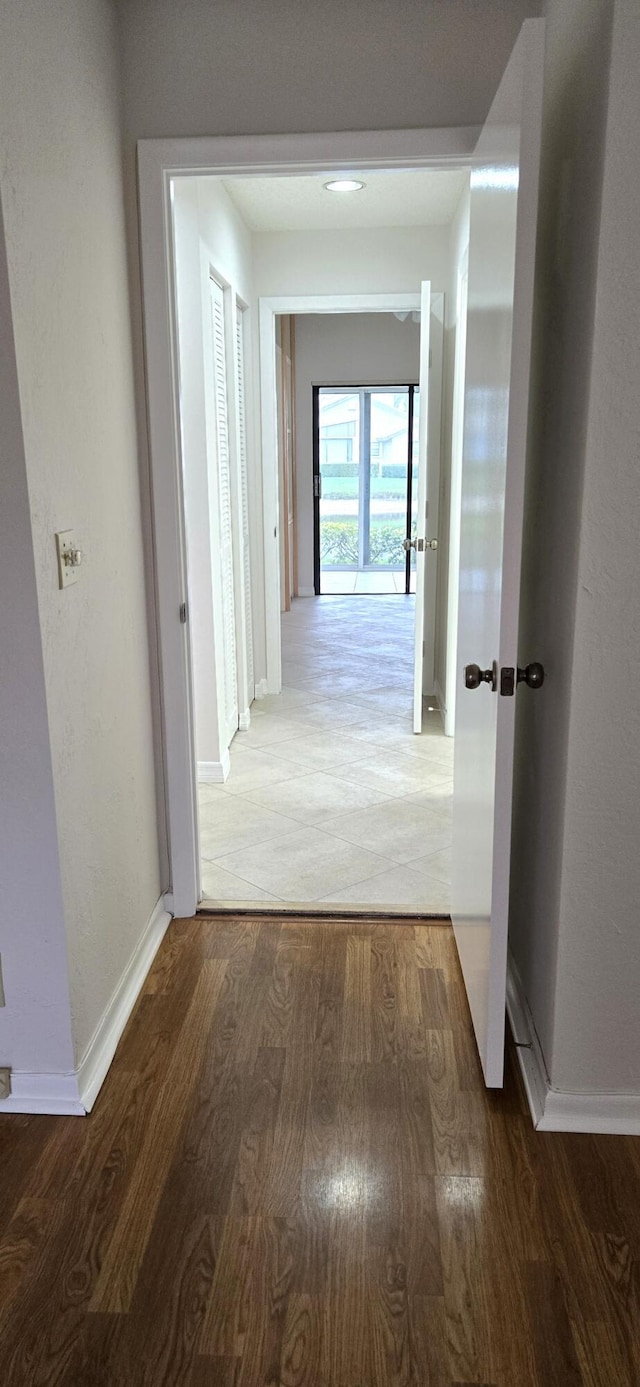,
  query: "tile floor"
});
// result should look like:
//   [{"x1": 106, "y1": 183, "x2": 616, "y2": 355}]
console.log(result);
[
  {"x1": 199, "y1": 594, "x2": 453, "y2": 912},
  {"x1": 321, "y1": 568, "x2": 416, "y2": 594}
]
